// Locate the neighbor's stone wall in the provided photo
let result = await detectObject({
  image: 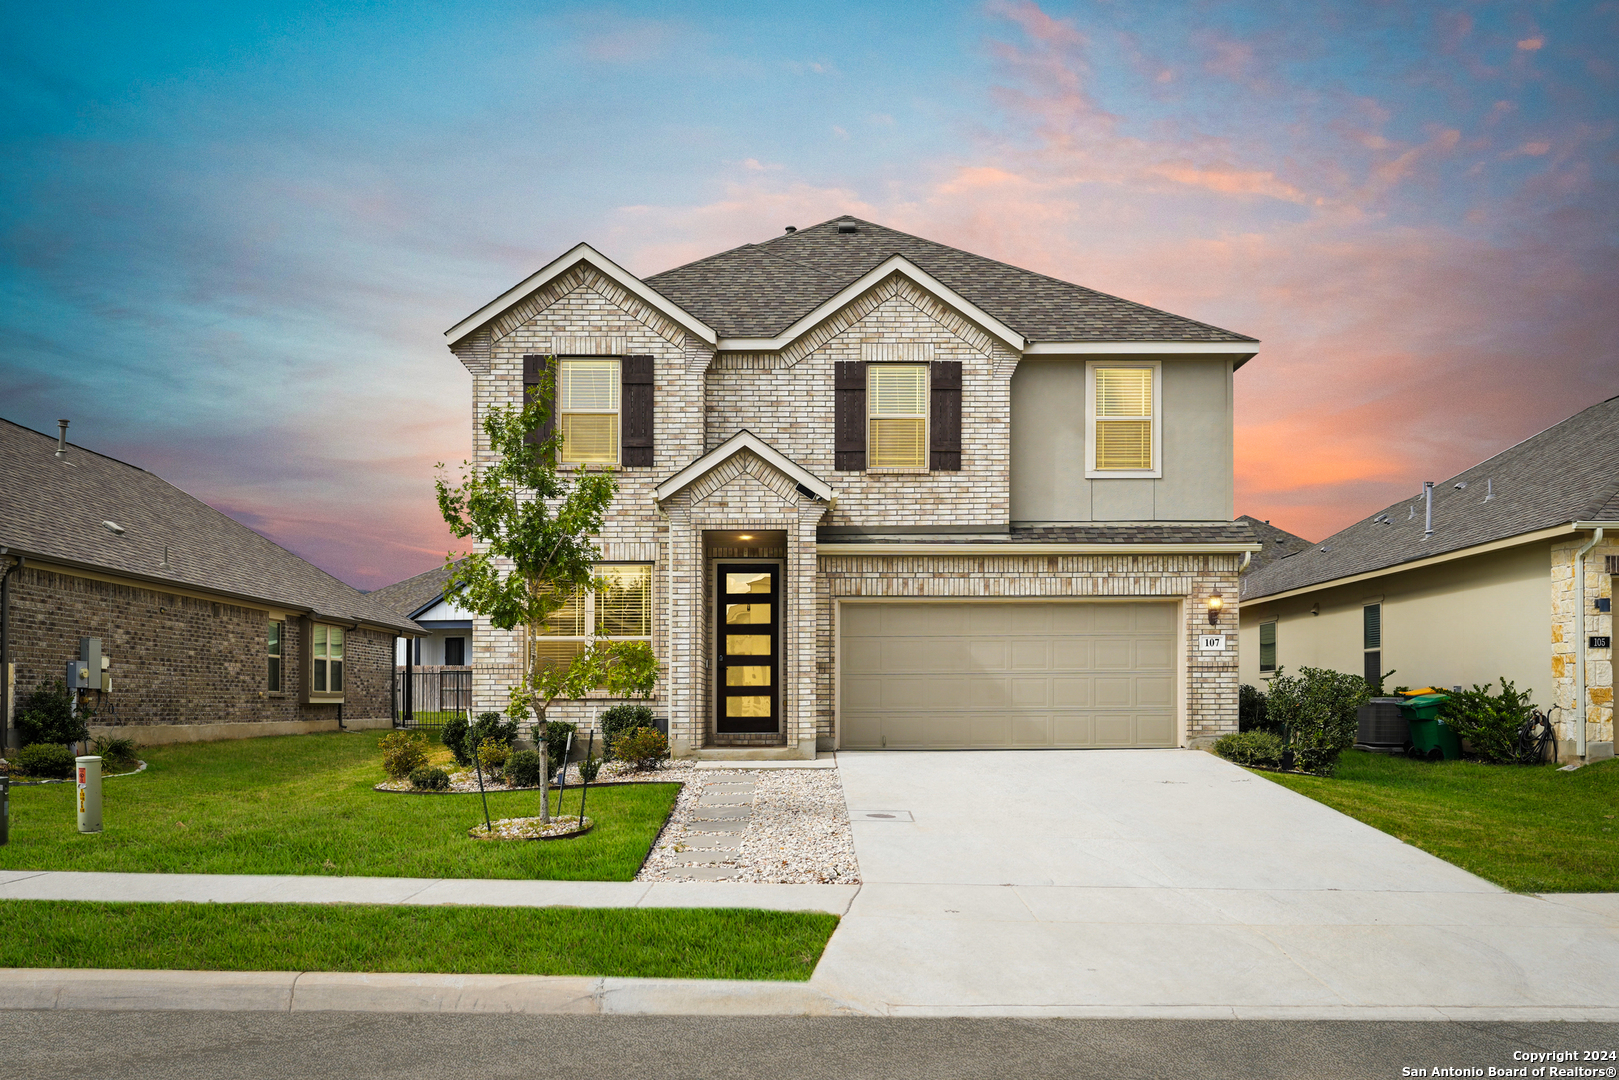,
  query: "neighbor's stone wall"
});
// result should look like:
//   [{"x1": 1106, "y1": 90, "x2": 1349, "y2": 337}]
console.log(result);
[
  {"x1": 816, "y1": 553, "x2": 1243, "y2": 747},
  {"x1": 1551, "y1": 536, "x2": 1616, "y2": 759},
  {"x1": 3, "y1": 565, "x2": 393, "y2": 742}
]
